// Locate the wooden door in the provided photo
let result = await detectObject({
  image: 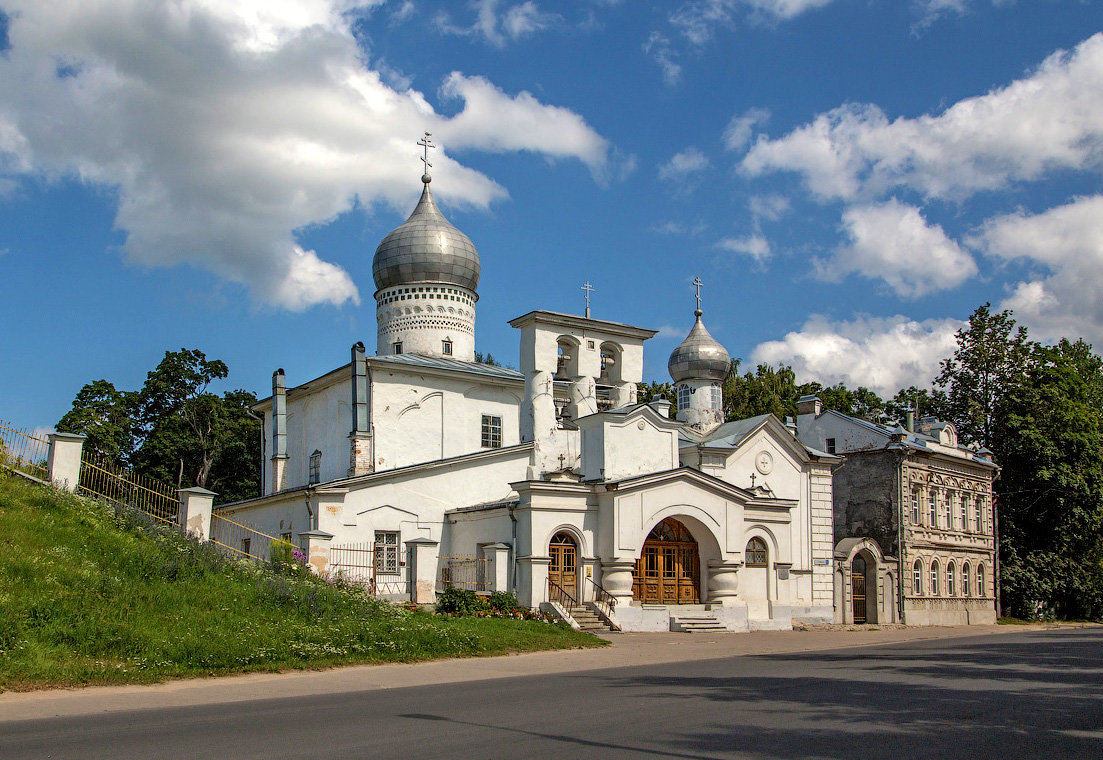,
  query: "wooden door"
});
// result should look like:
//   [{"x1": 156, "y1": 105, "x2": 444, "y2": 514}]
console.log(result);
[
  {"x1": 852, "y1": 556, "x2": 867, "y2": 624},
  {"x1": 631, "y1": 518, "x2": 700, "y2": 604},
  {"x1": 549, "y1": 532, "x2": 577, "y2": 595}
]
